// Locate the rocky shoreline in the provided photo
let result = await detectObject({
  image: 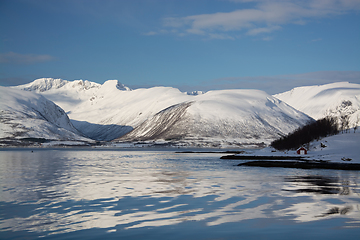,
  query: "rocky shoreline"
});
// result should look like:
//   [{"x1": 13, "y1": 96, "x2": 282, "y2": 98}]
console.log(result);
[
  {"x1": 220, "y1": 154, "x2": 360, "y2": 170},
  {"x1": 220, "y1": 155, "x2": 306, "y2": 160},
  {"x1": 237, "y1": 160, "x2": 360, "y2": 170}
]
